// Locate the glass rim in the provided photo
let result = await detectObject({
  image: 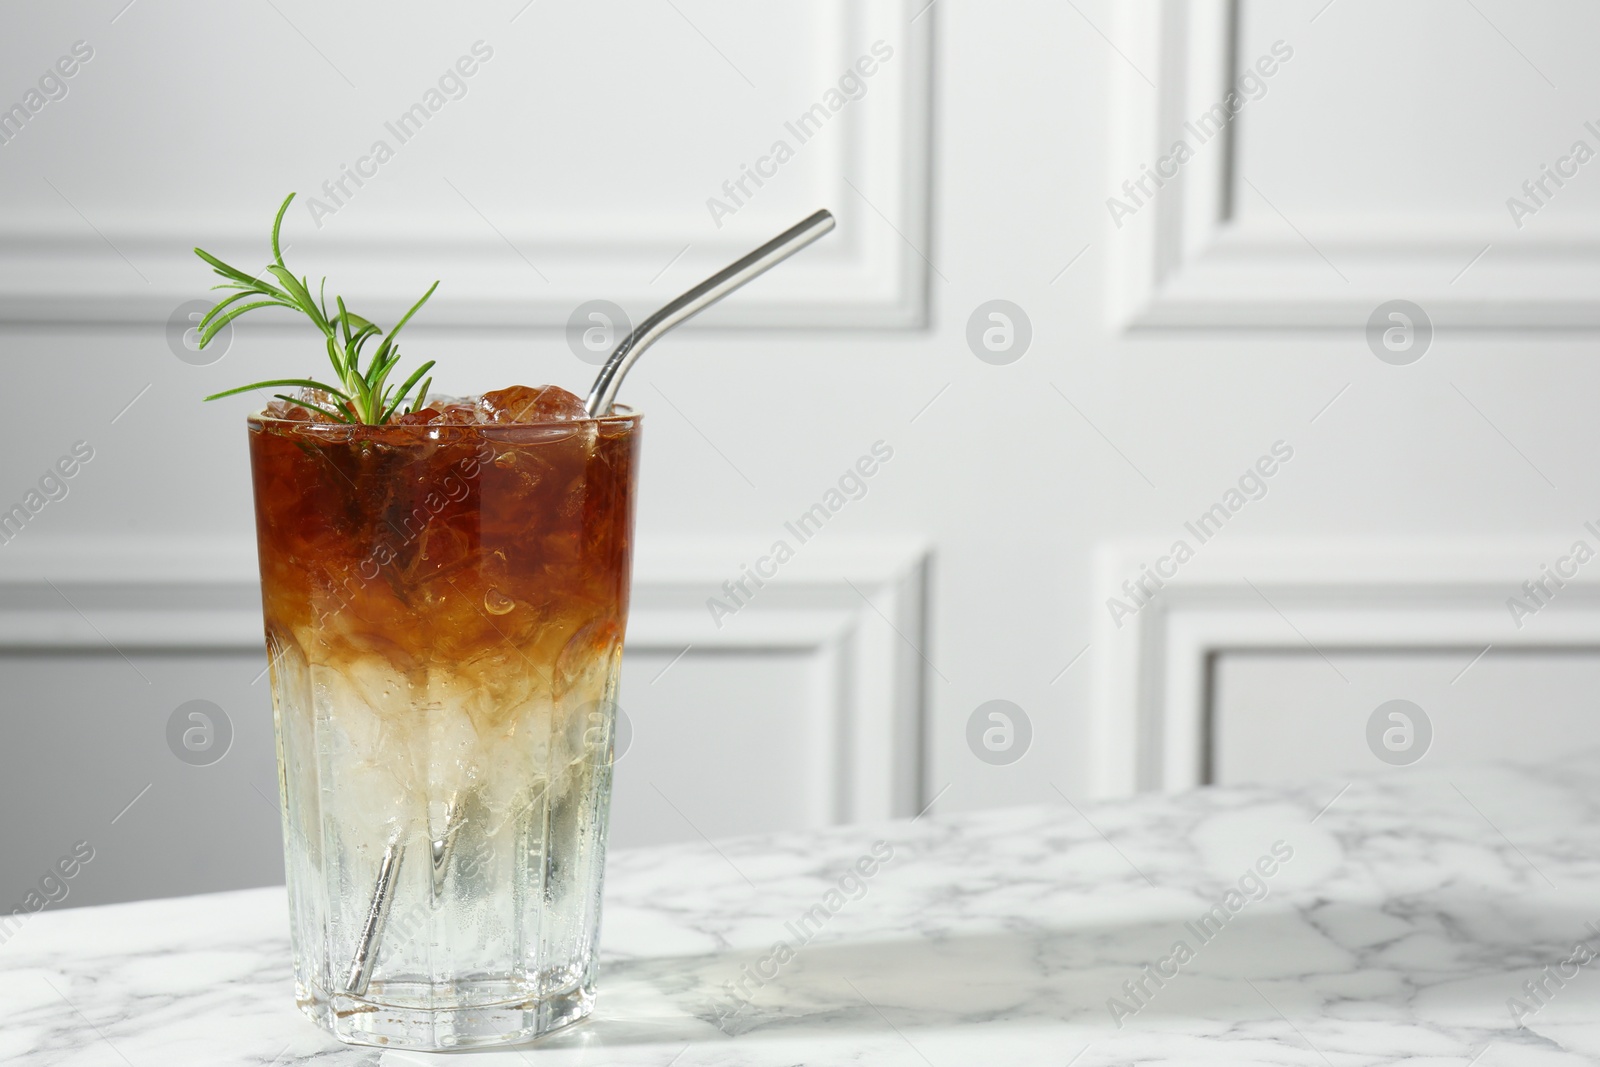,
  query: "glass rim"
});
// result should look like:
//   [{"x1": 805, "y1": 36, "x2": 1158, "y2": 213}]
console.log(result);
[{"x1": 247, "y1": 403, "x2": 640, "y2": 437}]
